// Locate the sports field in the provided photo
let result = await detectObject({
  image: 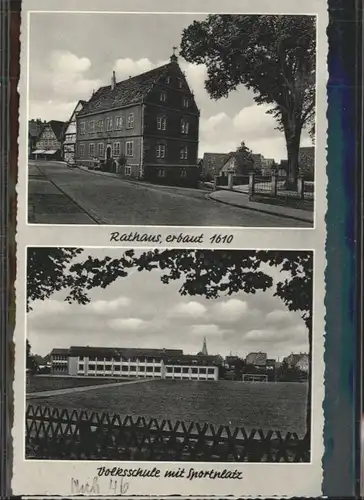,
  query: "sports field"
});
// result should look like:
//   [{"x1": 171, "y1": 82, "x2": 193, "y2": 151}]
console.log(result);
[
  {"x1": 27, "y1": 379, "x2": 308, "y2": 437},
  {"x1": 26, "y1": 374, "x2": 130, "y2": 393}
]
